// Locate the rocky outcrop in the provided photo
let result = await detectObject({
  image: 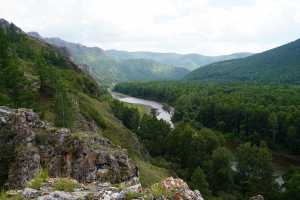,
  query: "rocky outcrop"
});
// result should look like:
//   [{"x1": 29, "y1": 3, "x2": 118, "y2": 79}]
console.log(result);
[
  {"x1": 249, "y1": 195, "x2": 264, "y2": 200},
  {"x1": 0, "y1": 107, "x2": 137, "y2": 189},
  {"x1": 0, "y1": 107, "x2": 204, "y2": 200},
  {"x1": 6, "y1": 177, "x2": 203, "y2": 200},
  {"x1": 161, "y1": 177, "x2": 204, "y2": 200}
]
